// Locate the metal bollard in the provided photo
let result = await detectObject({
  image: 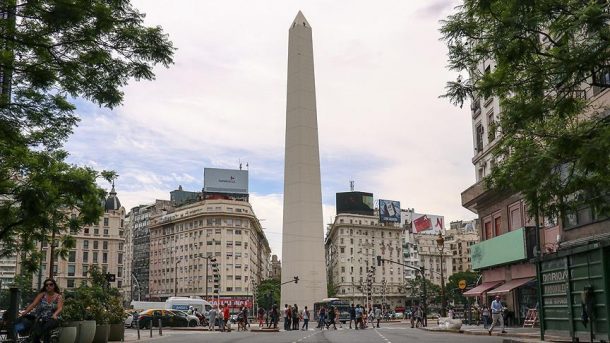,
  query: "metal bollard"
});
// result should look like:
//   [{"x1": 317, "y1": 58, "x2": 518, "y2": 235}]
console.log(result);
[
  {"x1": 7, "y1": 288, "x2": 20, "y2": 342},
  {"x1": 136, "y1": 318, "x2": 140, "y2": 340},
  {"x1": 149, "y1": 320, "x2": 153, "y2": 338},
  {"x1": 158, "y1": 317, "x2": 163, "y2": 336}
]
